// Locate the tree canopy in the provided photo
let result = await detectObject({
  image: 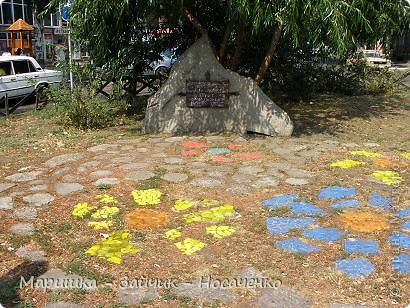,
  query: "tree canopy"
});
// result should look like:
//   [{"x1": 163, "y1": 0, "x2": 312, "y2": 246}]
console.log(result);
[{"x1": 48, "y1": 0, "x2": 410, "y2": 83}]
